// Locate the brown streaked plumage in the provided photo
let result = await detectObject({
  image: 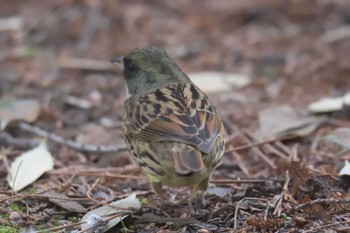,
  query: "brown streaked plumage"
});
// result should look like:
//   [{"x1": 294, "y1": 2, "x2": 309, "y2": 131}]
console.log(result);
[{"x1": 114, "y1": 46, "x2": 225, "y2": 198}]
